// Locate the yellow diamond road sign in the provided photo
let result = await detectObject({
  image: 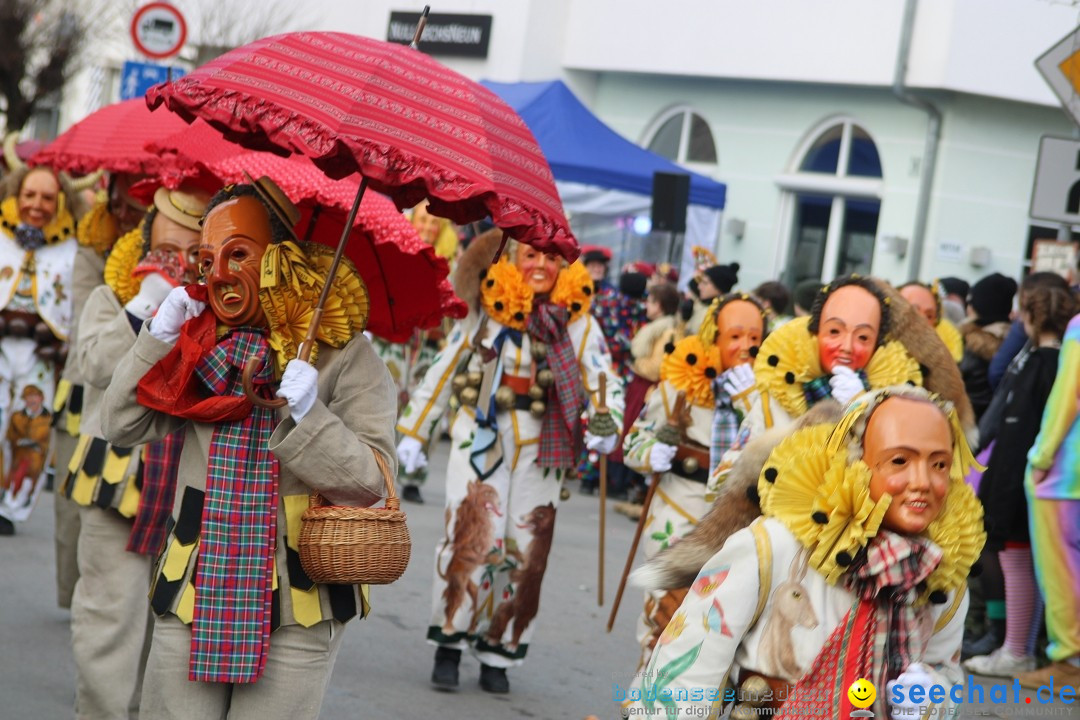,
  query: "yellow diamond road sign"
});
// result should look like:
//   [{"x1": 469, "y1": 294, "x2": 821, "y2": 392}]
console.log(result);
[{"x1": 1037, "y1": 26, "x2": 1080, "y2": 128}]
